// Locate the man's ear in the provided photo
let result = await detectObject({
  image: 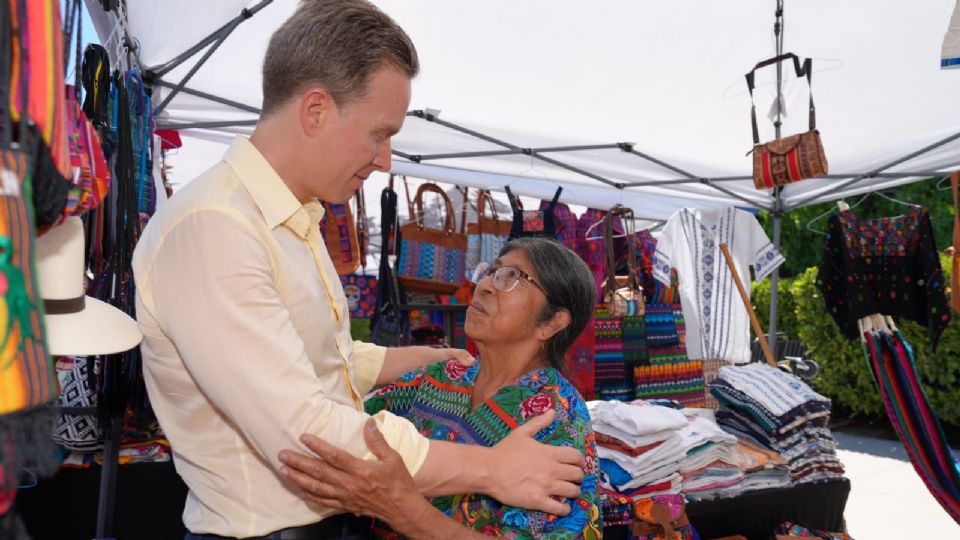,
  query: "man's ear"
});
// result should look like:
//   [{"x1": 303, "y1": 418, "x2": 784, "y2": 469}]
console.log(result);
[
  {"x1": 539, "y1": 308, "x2": 571, "y2": 342},
  {"x1": 299, "y1": 87, "x2": 338, "y2": 136}
]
